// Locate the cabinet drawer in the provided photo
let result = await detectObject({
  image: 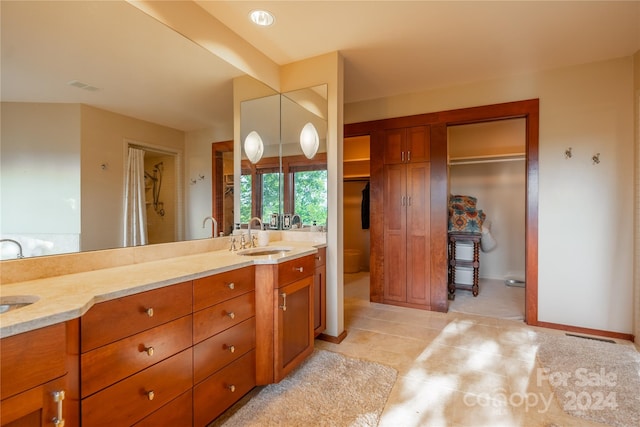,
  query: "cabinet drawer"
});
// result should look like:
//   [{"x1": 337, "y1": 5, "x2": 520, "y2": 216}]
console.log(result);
[
  {"x1": 194, "y1": 317, "x2": 256, "y2": 384},
  {"x1": 277, "y1": 255, "x2": 314, "y2": 287},
  {"x1": 133, "y1": 389, "x2": 193, "y2": 427},
  {"x1": 81, "y1": 348, "x2": 192, "y2": 426},
  {"x1": 0, "y1": 323, "x2": 66, "y2": 400},
  {"x1": 194, "y1": 266, "x2": 255, "y2": 312},
  {"x1": 314, "y1": 247, "x2": 326, "y2": 267},
  {"x1": 193, "y1": 350, "x2": 255, "y2": 427},
  {"x1": 81, "y1": 281, "x2": 192, "y2": 352},
  {"x1": 81, "y1": 315, "x2": 193, "y2": 398},
  {"x1": 193, "y1": 291, "x2": 255, "y2": 344}
]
